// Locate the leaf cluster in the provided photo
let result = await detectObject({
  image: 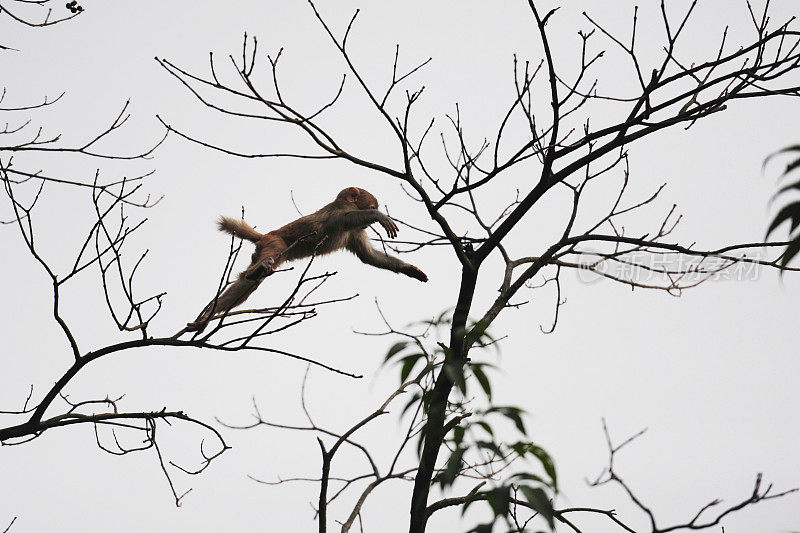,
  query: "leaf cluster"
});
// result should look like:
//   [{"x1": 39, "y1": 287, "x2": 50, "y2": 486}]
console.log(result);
[
  {"x1": 383, "y1": 312, "x2": 557, "y2": 532},
  {"x1": 767, "y1": 145, "x2": 800, "y2": 267}
]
